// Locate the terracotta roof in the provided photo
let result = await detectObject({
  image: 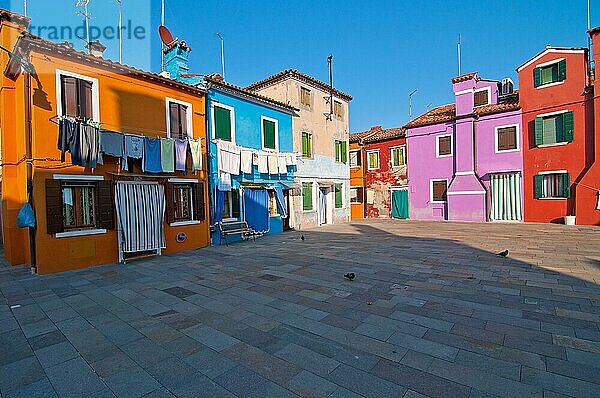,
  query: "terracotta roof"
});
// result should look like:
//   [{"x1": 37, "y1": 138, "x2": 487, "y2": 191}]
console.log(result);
[
  {"x1": 349, "y1": 126, "x2": 382, "y2": 143},
  {"x1": 350, "y1": 125, "x2": 405, "y2": 143},
  {"x1": 12, "y1": 31, "x2": 206, "y2": 96},
  {"x1": 451, "y1": 72, "x2": 478, "y2": 83},
  {"x1": 245, "y1": 69, "x2": 352, "y2": 101},
  {"x1": 0, "y1": 8, "x2": 30, "y2": 27},
  {"x1": 516, "y1": 46, "x2": 587, "y2": 72},
  {"x1": 205, "y1": 74, "x2": 297, "y2": 113}
]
